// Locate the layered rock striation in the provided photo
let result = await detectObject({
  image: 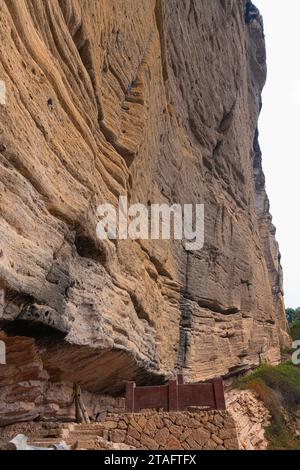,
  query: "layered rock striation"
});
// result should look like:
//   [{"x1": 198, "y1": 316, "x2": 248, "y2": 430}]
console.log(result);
[{"x1": 0, "y1": 0, "x2": 288, "y2": 421}]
